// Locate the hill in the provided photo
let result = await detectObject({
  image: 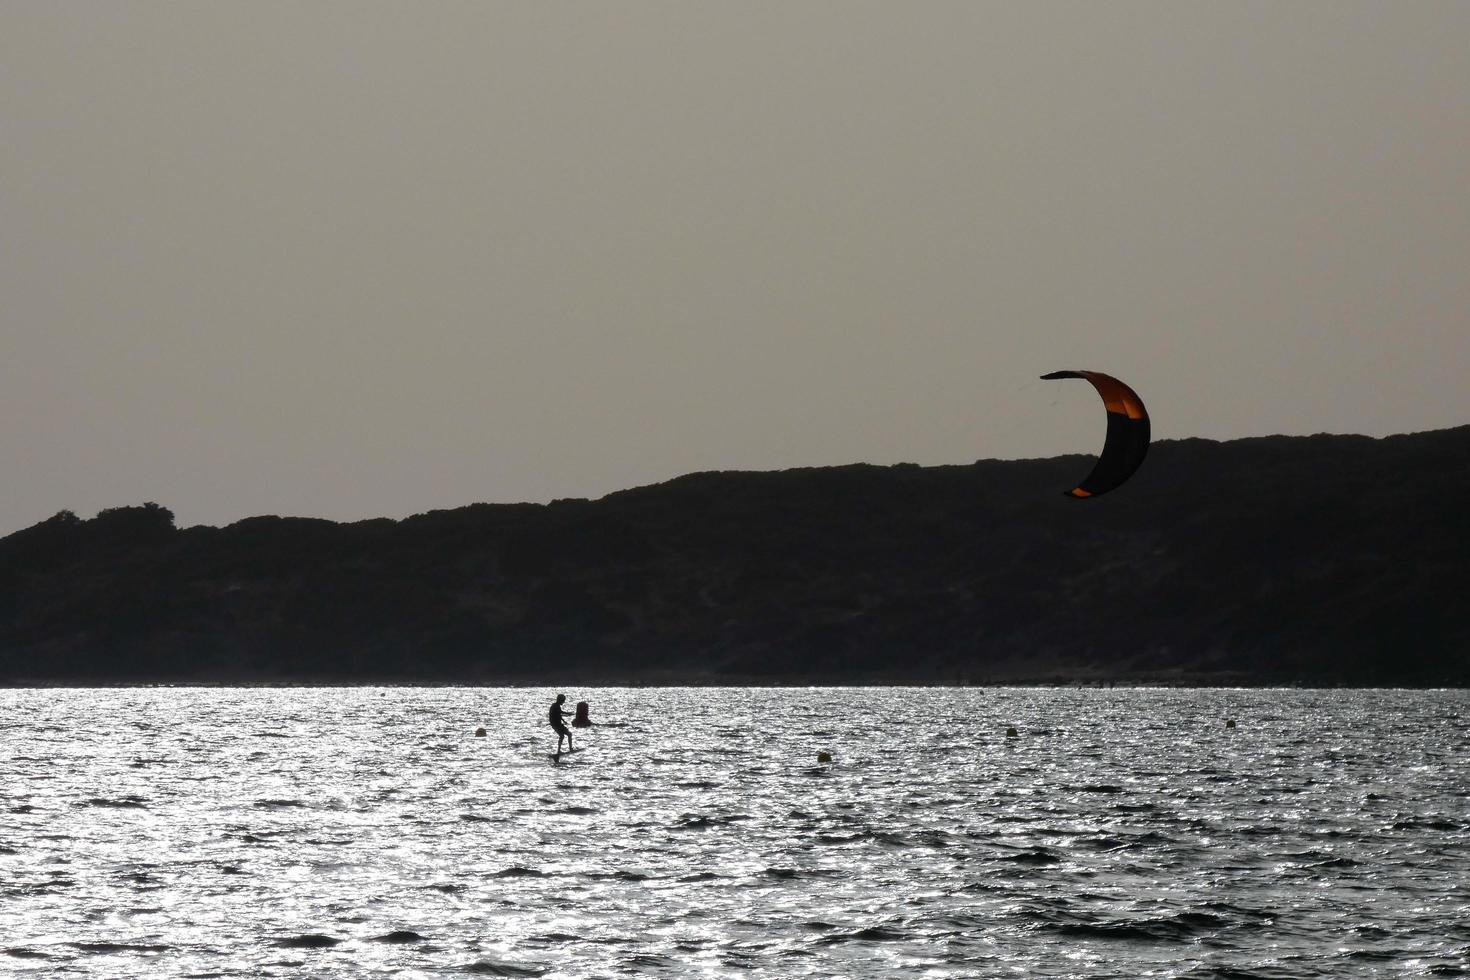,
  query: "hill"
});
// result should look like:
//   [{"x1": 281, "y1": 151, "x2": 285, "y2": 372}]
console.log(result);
[{"x1": 2, "y1": 427, "x2": 1467, "y2": 685}]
